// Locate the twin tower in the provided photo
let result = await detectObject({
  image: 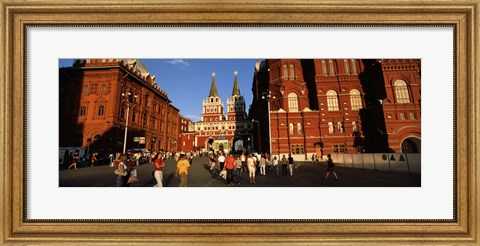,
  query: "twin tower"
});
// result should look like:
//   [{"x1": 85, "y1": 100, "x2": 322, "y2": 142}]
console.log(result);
[
  {"x1": 196, "y1": 71, "x2": 252, "y2": 153},
  {"x1": 201, "y1": 71, "x2": 247, "y2": 123}
]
